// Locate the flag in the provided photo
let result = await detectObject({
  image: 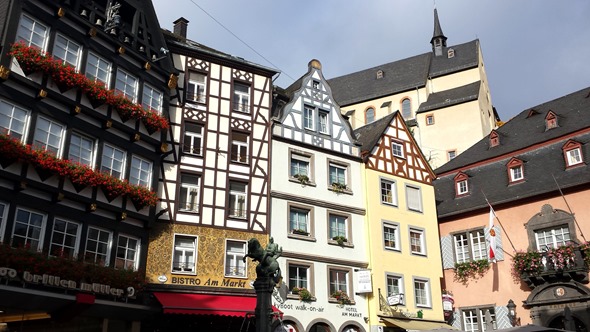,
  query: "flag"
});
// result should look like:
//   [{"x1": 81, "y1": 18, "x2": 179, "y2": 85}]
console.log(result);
[{"x1": 488, "y1": 206, "x2": 497, "y2": 263}]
